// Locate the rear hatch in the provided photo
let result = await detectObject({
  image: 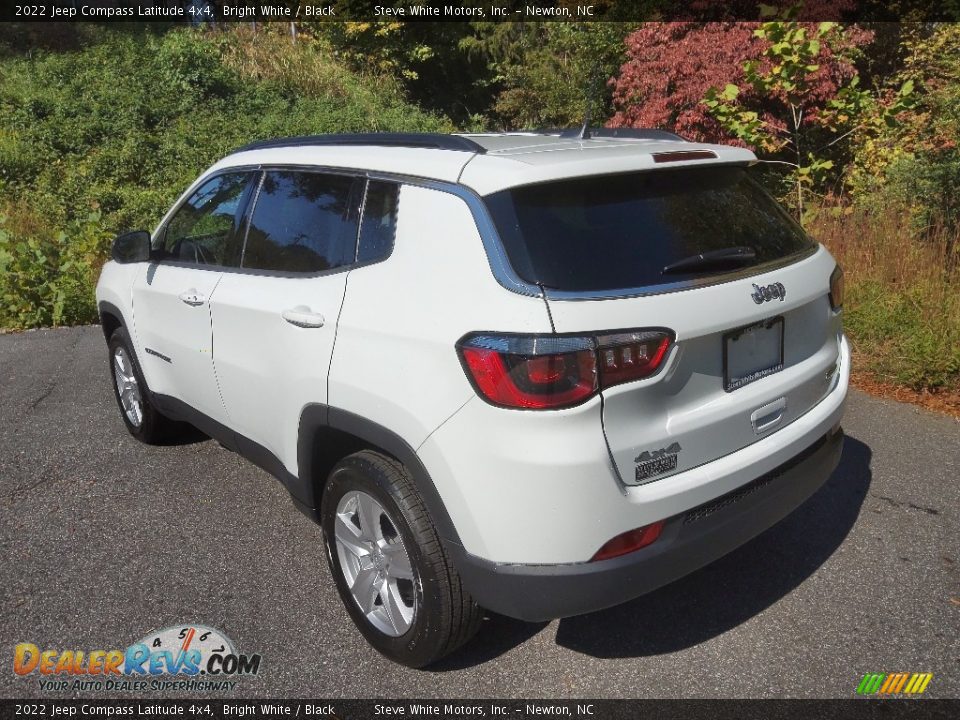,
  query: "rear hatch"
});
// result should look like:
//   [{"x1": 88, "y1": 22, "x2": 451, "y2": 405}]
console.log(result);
[{"x1": 484, "y1": 165, "x2": 843, "y2": 485}]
